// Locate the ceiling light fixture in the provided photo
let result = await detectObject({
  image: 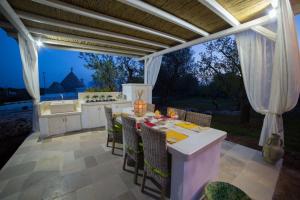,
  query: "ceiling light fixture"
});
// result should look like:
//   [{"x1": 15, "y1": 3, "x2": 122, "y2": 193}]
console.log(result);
[
  {"x1": 36, "y1": 40, "x2": 43, "y2": 47},
  {"x1": 268, "y1": 9, "x2": 277, "y2": 18}
]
